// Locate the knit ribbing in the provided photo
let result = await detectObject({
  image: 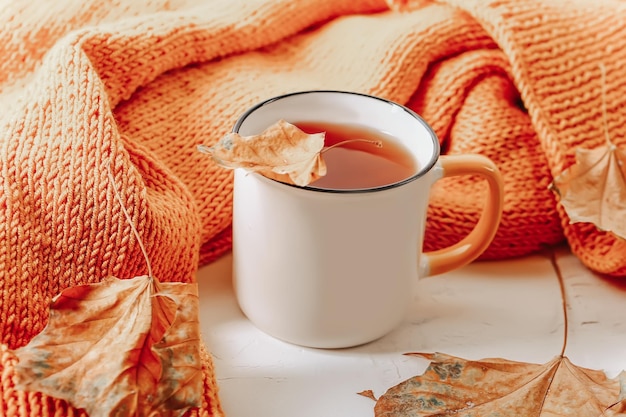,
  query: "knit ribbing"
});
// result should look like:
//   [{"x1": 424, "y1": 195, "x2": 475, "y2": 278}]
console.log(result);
[{"x1": 447, "y1": 0, "x2": 626, "y2": 274}]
